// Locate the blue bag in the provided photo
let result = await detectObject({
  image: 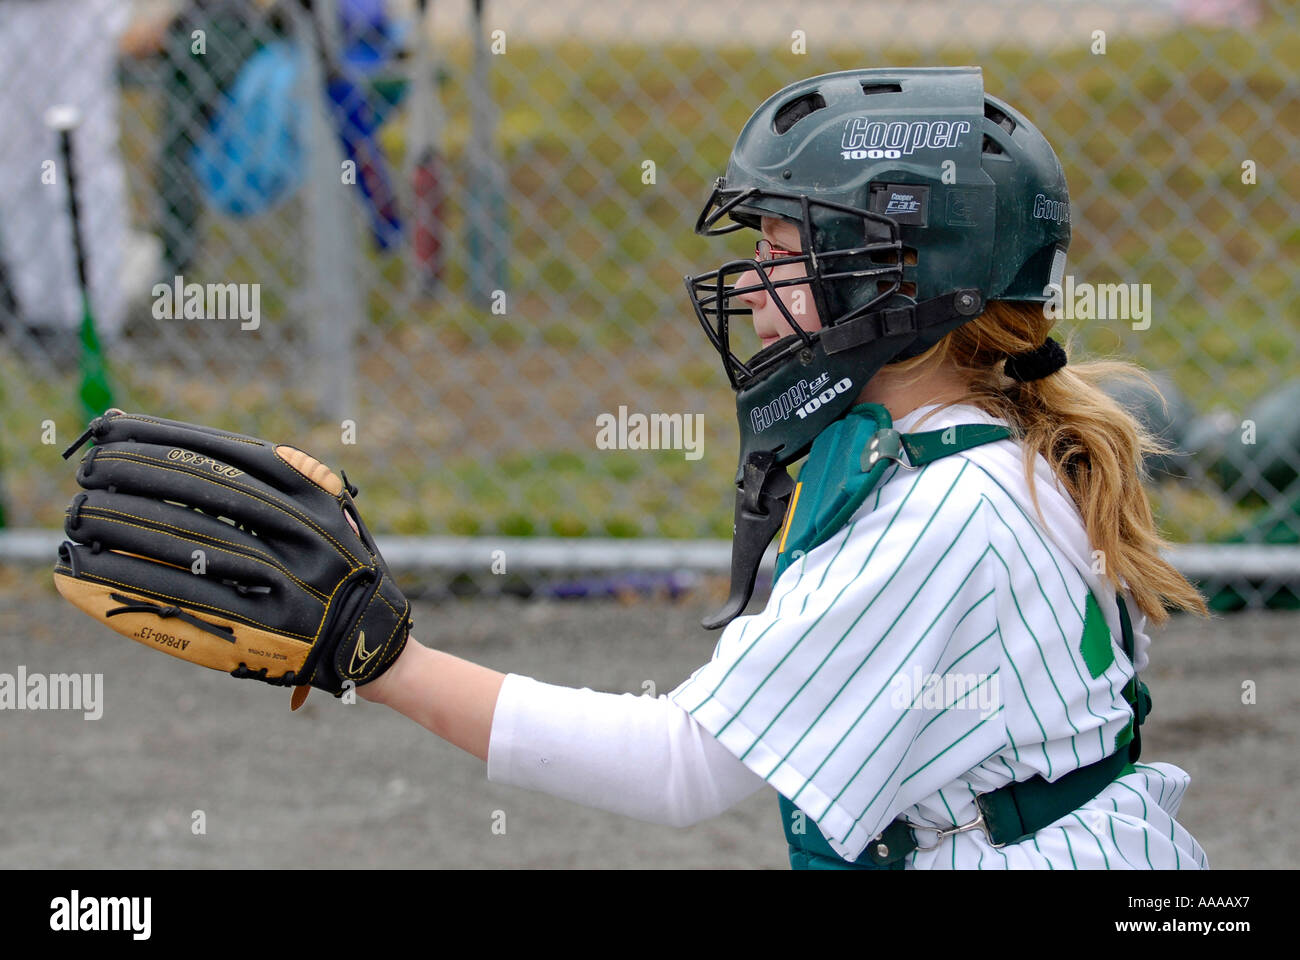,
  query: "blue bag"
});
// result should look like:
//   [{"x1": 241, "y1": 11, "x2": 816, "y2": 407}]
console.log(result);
[{"x1": 191, "y1": 41, "x2": 304, "y2": 217}]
